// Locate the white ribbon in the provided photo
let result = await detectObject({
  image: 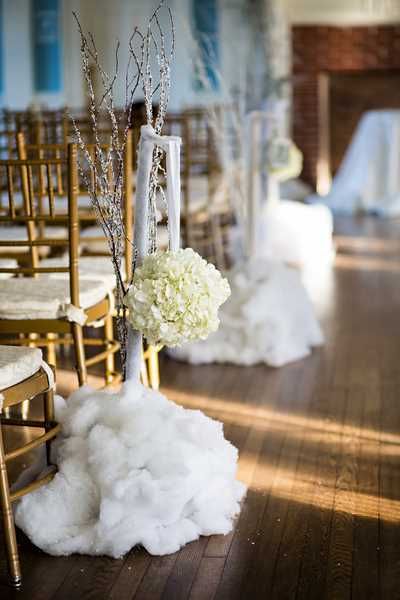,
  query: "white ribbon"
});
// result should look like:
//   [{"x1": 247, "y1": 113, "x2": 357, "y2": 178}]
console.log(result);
[
  {"x1": 133, "y1": 124, "x2": 181, "y2": 263},
  {"x1": 57, "y1": 303, "x2": 87, "y2": 326},
  {"x1": 164, "y1": 138, "x2": 181, "y2": 252},
  {"x1": 40, "y1": 360, "x2": 55, "y2": 391},
  {"x1": 247, "y1": 112, "x2": 264, "y2": 259},
  {"x1": 126, "y1": 125, "x2": 182, "y2": 381}
]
